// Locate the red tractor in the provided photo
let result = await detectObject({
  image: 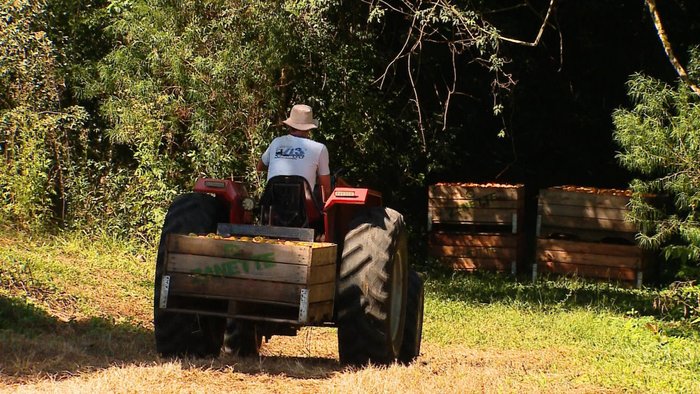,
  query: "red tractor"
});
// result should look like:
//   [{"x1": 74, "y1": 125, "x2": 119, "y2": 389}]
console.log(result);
[{"x1": 154, "y1": 176, "x2": 424, "y2": 365}]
